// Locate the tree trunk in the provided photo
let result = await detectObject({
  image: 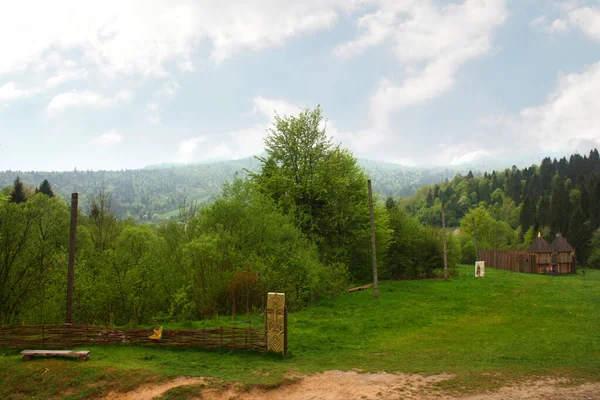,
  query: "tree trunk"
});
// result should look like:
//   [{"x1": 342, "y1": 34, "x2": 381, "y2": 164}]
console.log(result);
[
  {"x1": 441, "y1": 205, "x2": 448, "y2": 280},
  {"x1": 367, "y1": 180, "x2": 379, "y2": 298},
  {"x1": 472, "y1": 217, "x2": 478, "y2": 260}
]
